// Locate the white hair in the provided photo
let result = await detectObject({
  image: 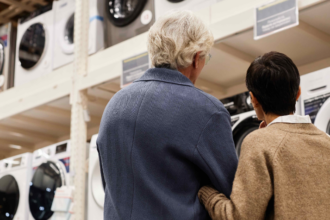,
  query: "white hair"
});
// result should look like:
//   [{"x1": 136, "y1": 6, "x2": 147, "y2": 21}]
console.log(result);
[{"x1": 147, "y1": 10, "x2": 214, "y2": 70}]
